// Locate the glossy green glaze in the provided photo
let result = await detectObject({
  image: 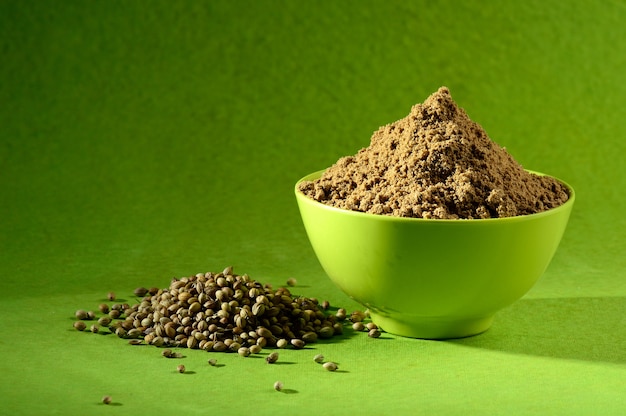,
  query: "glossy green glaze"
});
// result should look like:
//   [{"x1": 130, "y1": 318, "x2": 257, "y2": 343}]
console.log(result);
[{"x1": 296, "y1": 170, "x2": 575, "y2": 339}]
